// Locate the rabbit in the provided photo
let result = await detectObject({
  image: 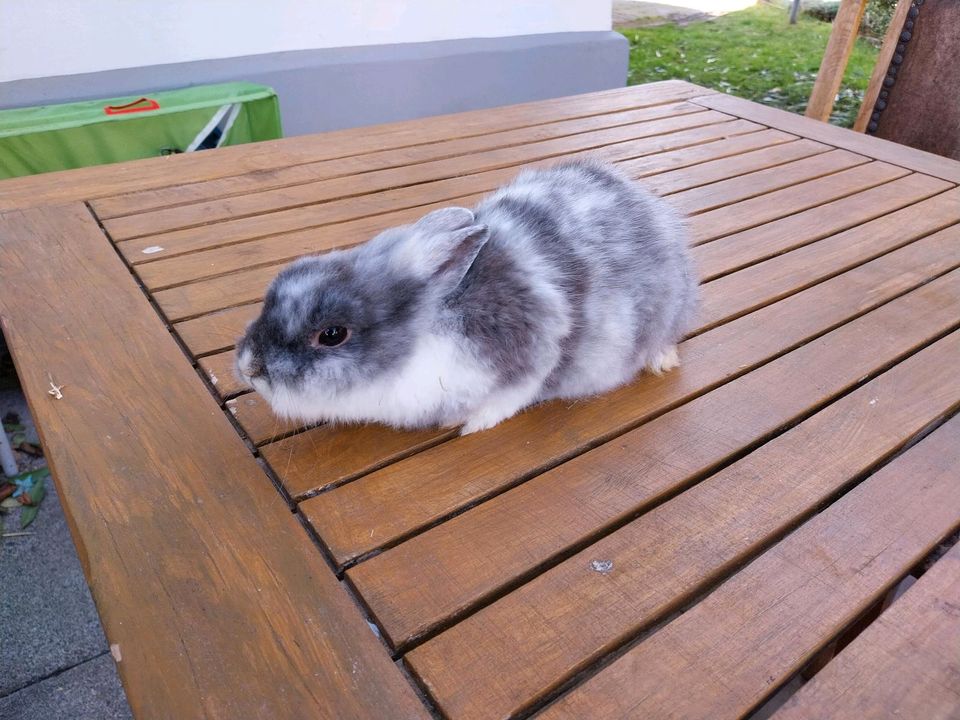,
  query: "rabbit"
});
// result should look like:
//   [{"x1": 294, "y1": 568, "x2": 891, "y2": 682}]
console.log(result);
[{"x1": 235, "y1": 159, "x2": 698, "y2": 435}]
